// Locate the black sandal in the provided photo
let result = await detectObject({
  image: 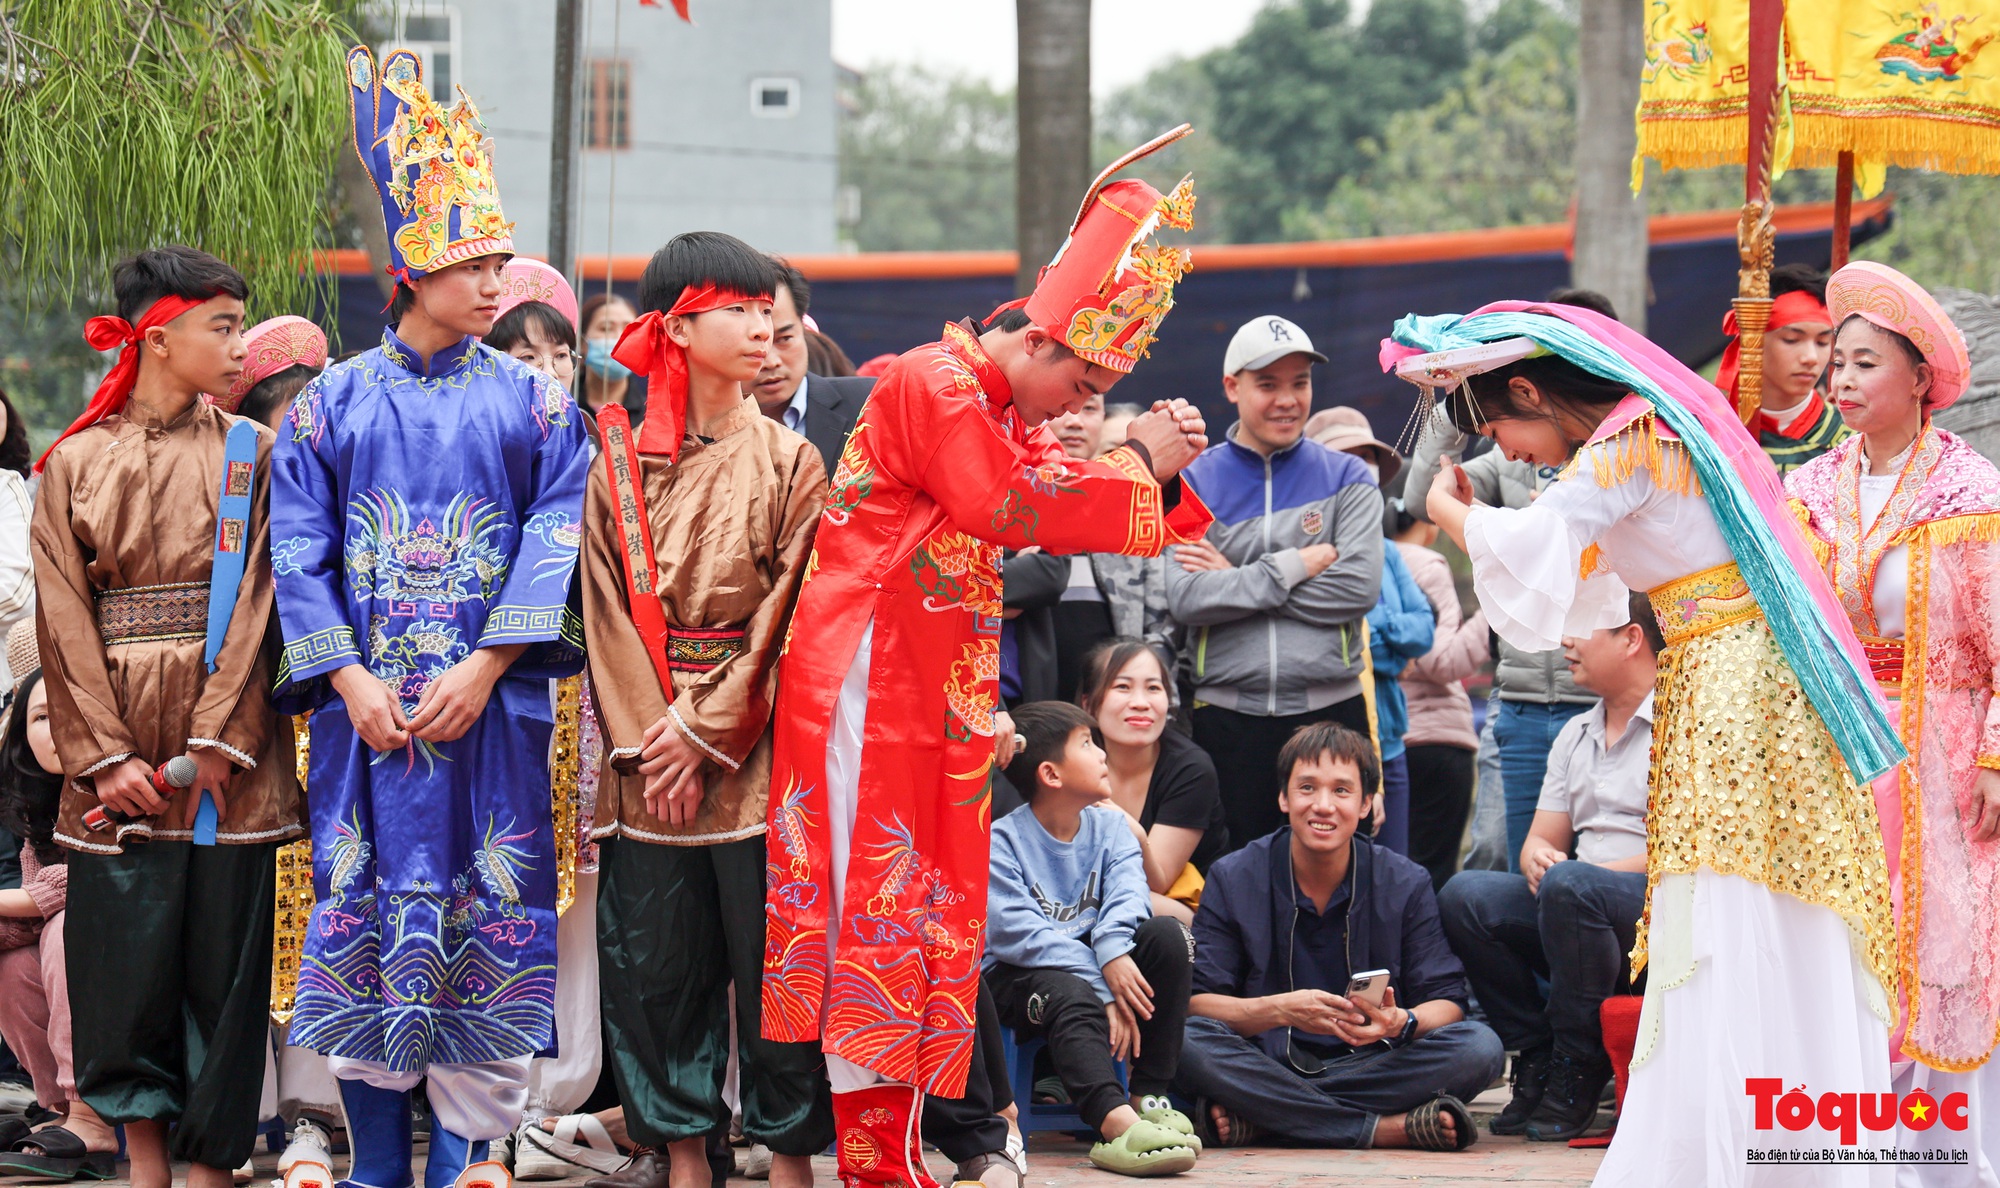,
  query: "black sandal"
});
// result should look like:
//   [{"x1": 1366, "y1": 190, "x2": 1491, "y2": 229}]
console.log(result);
[
  {"x1": 1193, "y1": 1097, "x2": 1259, "y2": 1149},
  {"x1": 1404, "y1": 1094, "x2": 1478, "y2": 1151},
  {"x1": 0, "y1": 1125, "x2": 116, "y2": 1180}
]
